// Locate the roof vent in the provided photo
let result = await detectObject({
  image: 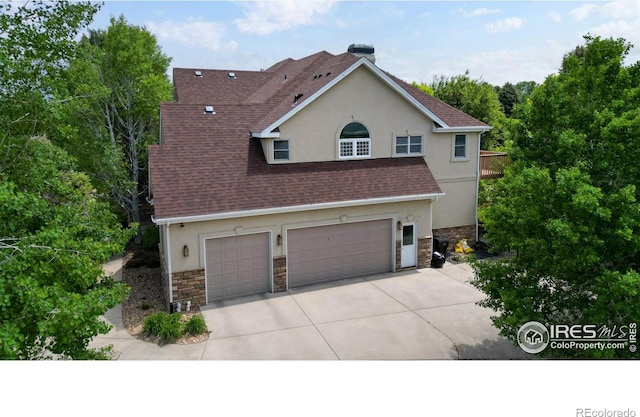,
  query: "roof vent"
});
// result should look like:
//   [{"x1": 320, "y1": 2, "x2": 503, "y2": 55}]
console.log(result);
[
  {"x1": 194, "y1": 70, "x2": 202, "y2": 77},
  {"x1": 204, "y1": 105, "x2": 215, "y2": 114},
  {"x1": 228, "y1": 72, "x2": 236, "y2": 79},
  {"x1": 292, "y1": 93, "x2": 304, "y2": 106},
  {"x1": 348, "y1": 43, "x2": 376, "y2": 64}
]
